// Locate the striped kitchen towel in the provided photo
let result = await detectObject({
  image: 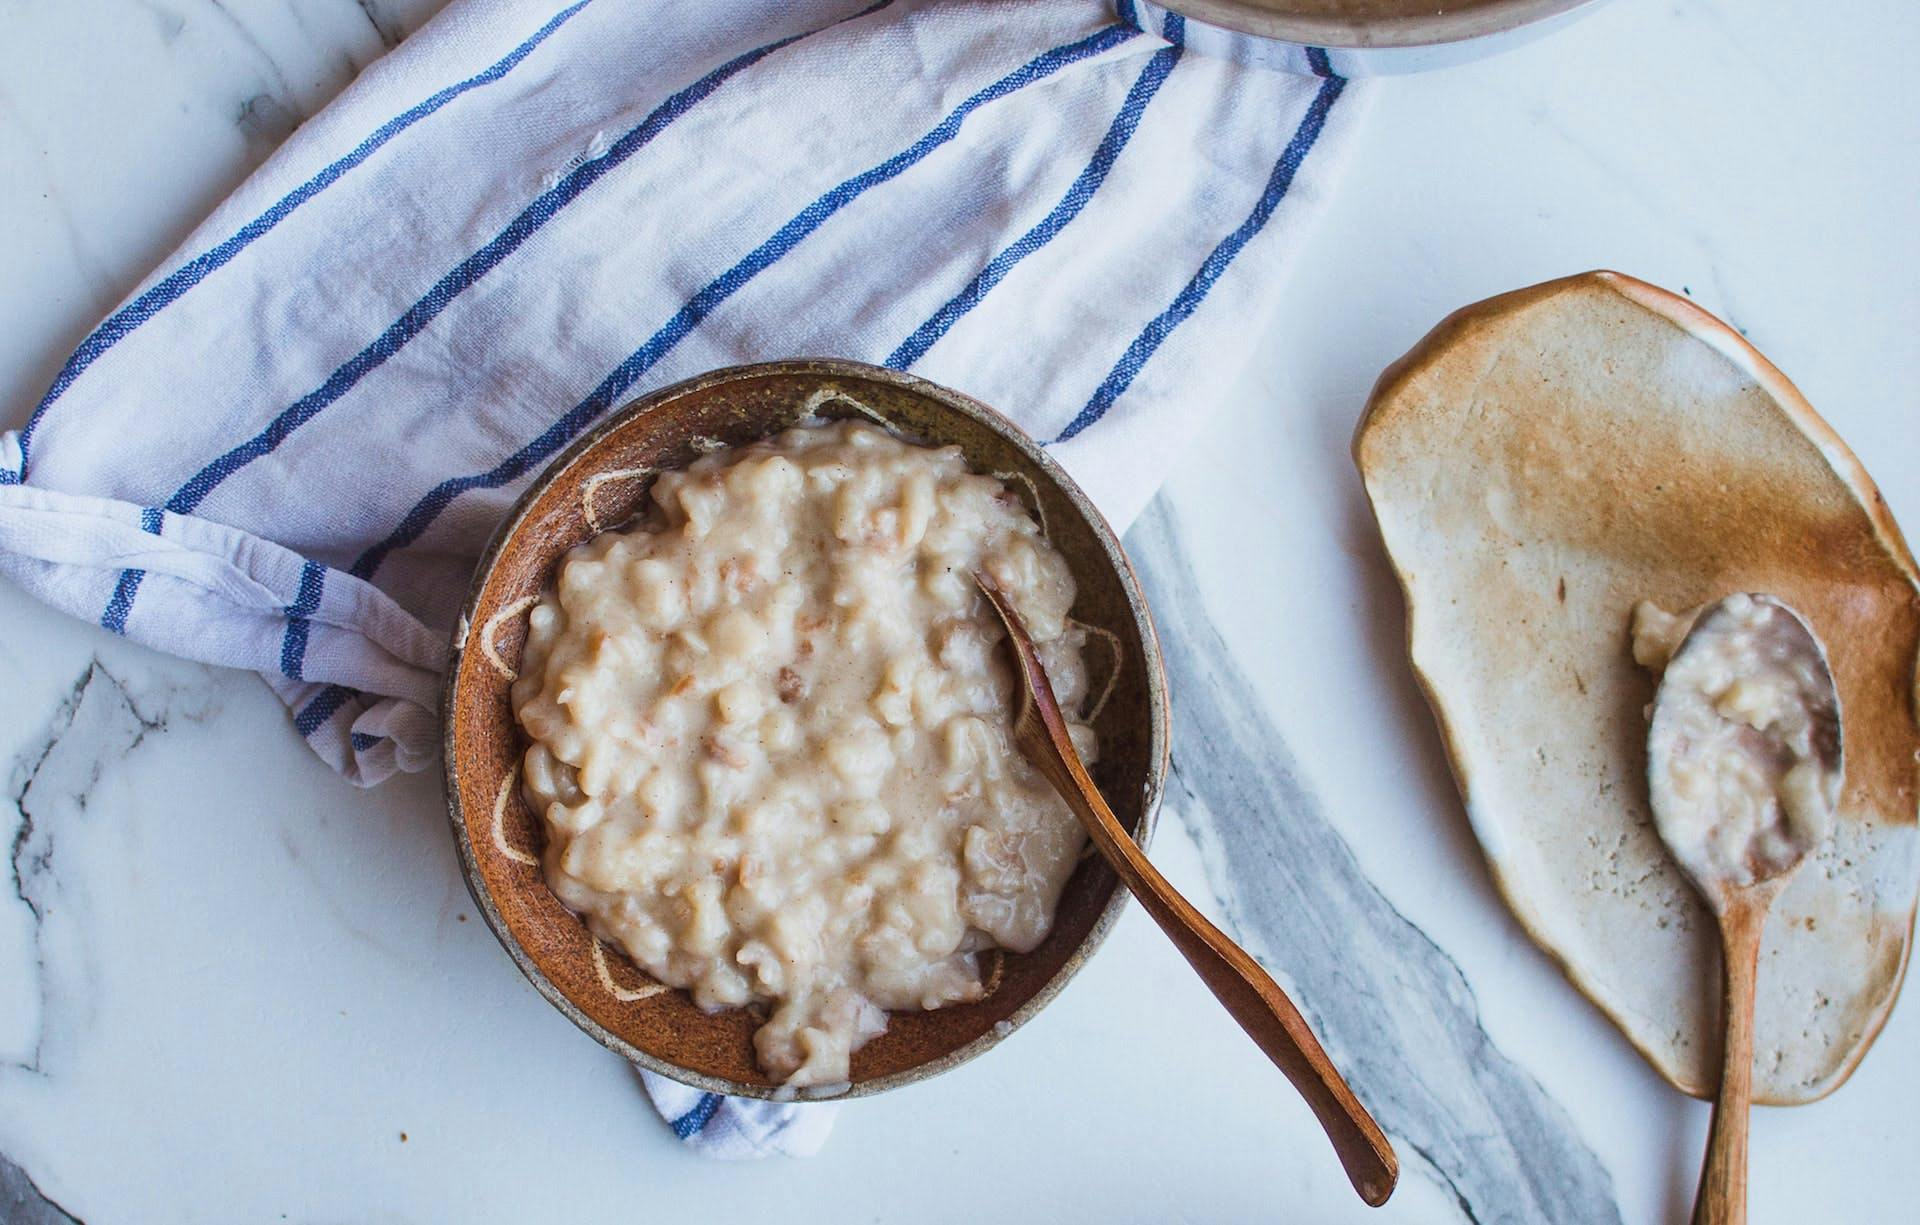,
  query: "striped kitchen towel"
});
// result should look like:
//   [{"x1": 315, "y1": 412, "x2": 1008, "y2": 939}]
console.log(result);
[{"x1": 0, "y1": 0, "x2": 1363, "y2": 1154}]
